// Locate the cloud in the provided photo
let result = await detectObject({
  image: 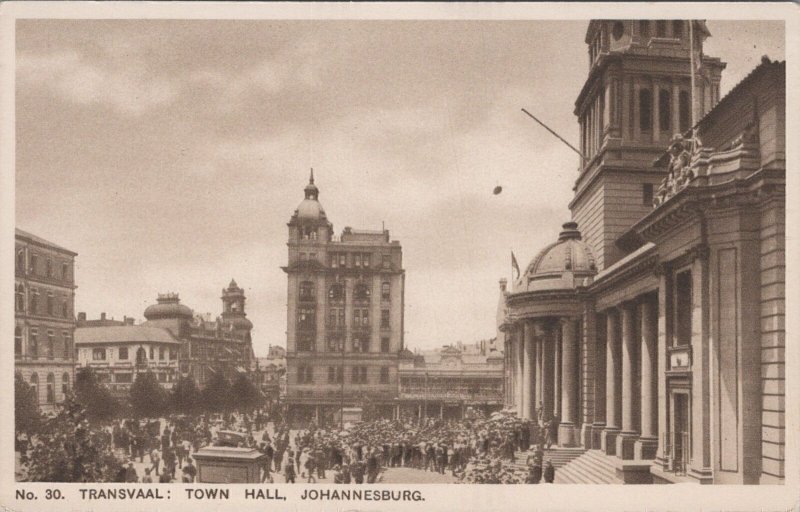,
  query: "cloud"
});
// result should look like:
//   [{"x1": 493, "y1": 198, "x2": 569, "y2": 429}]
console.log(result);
[{"x1": 17, "y1": 49, "x2": 178, "y2": 115}]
